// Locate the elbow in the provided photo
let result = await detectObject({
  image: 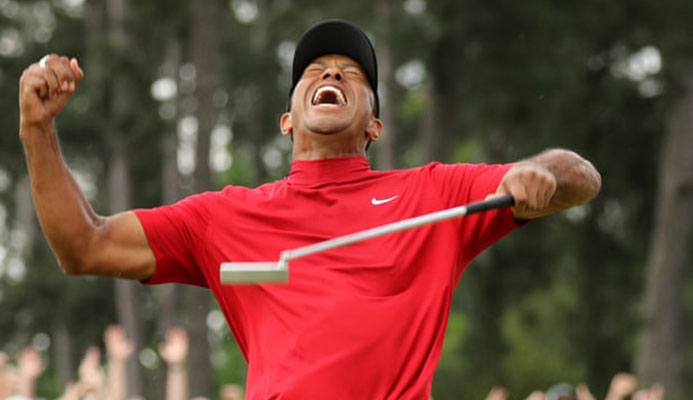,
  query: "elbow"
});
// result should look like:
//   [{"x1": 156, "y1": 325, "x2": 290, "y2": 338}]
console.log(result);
[
  {"x1": 57, "y1": 255, "x2": 89, "y2": 276},
  {"x1": 580, "y1": 158, "x2": 602, "y2": 204},
  {"x1": 56, "y1": 221, "x2": 106, "y2": 276},
  {"x1": 589, "y1": 168, "x2": 602, "y2": 199},
  {"x1": 555, "y1": 148, "x2": 602, "y2": 203},
  {"x1": 56, "y1": 240, "x2": 99, "y2": 276}
]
